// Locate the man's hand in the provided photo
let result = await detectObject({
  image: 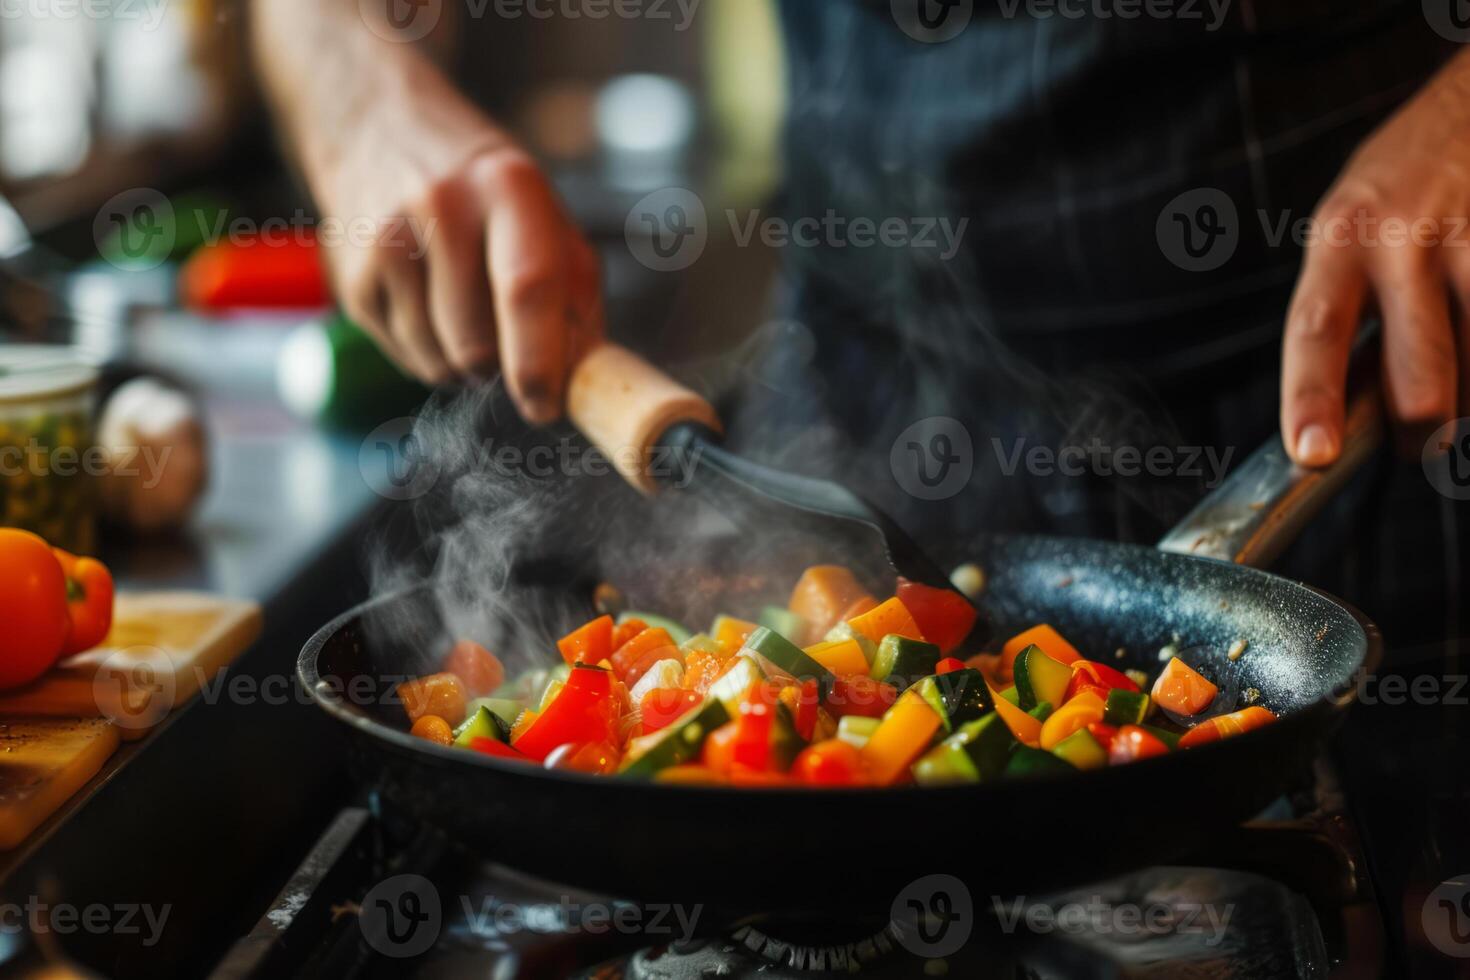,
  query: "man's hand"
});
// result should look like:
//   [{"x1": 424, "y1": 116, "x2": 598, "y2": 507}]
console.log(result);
[
  {"x1": 1281, "y1": 52, "x2": 1470, "y2": 466},
  {"x1": 252, "y1": 1, "x2": 601, "y2": 423}
]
